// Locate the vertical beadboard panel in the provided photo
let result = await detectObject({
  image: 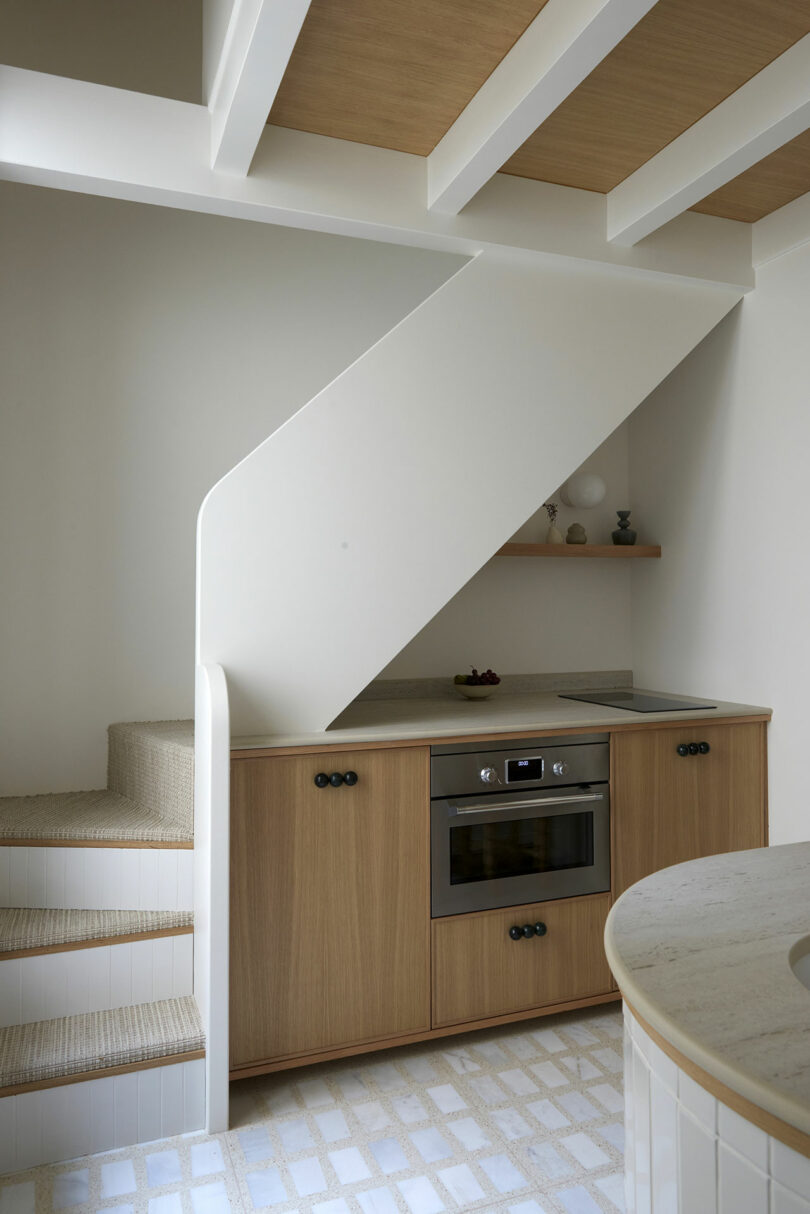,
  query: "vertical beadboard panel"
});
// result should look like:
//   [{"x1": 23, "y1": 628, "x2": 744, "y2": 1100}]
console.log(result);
[
  {"x1": 0, "y1": 848, "x2": 193, "y2": 909},
  {"x1": 0, "y1": 935, "x2": 193, "y2": 1025},
  {"x1": 0, "y1": 1060, "x2": 206, "y2": 1172},
  {"x1": 137, "y1": 1067, "x2": 163, "y2": 1145},
  {"x1": 650, "y1": 1073, "x2": 678, "y2": 1214}
]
